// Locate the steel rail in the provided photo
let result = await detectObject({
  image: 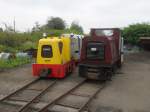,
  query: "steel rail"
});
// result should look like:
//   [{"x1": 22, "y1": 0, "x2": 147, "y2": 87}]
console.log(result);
[
  {"x1": 38, "y1": 80, "x2": 106, "y2": 112},
  {"x1": 18, "y1": 80, "x2": 57, "y2": 112},
  {"x1": 78, "y1": 84, "x2": 106, "y2": 112},
  {"x1": 0, "y1": 78, "x2": 40, "y2": 102},
  {"x1": 38, "y1": 79, "x2": 87, "y2": 112}
]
